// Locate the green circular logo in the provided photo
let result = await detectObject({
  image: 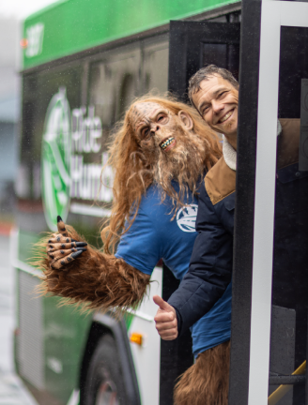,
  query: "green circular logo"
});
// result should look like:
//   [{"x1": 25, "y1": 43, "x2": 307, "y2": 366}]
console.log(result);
[{"x1": 42, "y1": 87, "x2": 71, "y2": 231}]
